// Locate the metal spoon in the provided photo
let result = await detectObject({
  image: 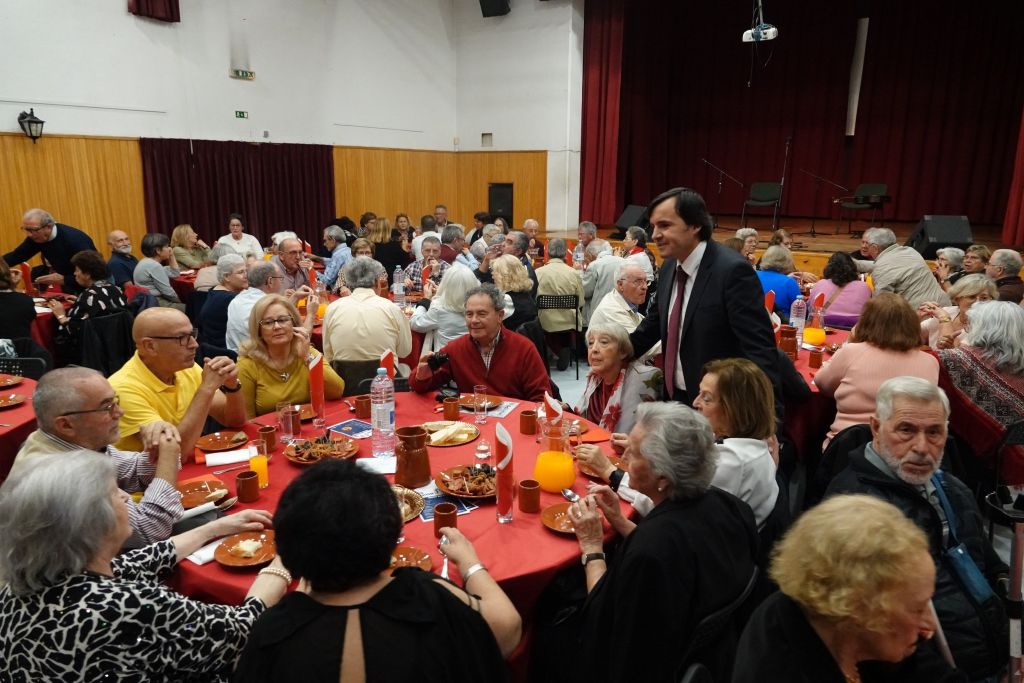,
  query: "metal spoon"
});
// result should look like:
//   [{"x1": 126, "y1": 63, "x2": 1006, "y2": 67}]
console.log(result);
[
  {"x1": 561, "y1": 488, "x2": 580, "y2": 503},
  {"x1": 439, "y1": 534, "x2": 450, "y2": 580}
]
